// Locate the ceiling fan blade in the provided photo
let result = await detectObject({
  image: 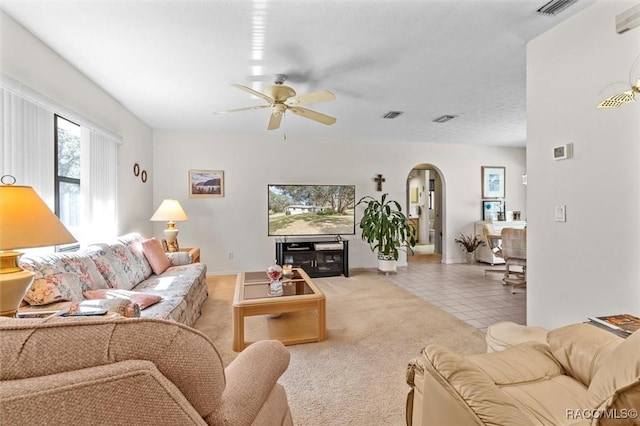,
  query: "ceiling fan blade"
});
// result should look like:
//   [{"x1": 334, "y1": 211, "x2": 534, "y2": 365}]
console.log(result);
[
  {"x1": 267, "y1": 110, "x2": 283, "y2": 130},
  {"x1": 231, "y1": 84, "x2": 274, "y2": 104},
  {"x1": 288, "y1": 106, "x2": 337, "y2": 126},
  {"x1": 597, "y1": 90, "x2": 635, "y2": 108},
  {"x1": 214, "y1": 105, "x2": 270, "y2": 114},
  {"x1": 286, "y1": 90, "x2": 336, "y2": 106}
]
